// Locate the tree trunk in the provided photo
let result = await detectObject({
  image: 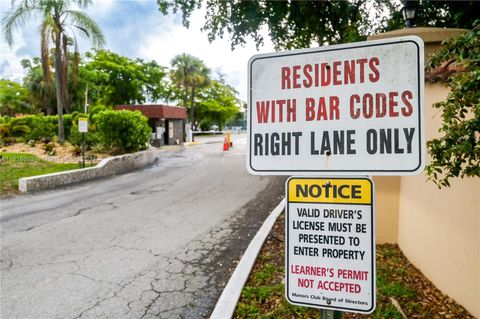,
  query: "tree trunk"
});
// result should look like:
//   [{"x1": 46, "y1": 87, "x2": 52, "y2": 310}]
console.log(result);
[
  {"x1": 61, "y1": 34, "x2": 70, "y2": 113},
  {"x1": 190, "y1": 86, "x2": 196, "y2": 131},
  {"x1": 54, "y1": 34, "x2": 65, "y2": 143},
  {"x1": 183, "y1": 86, "x2": 188, "y2": 109}
]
